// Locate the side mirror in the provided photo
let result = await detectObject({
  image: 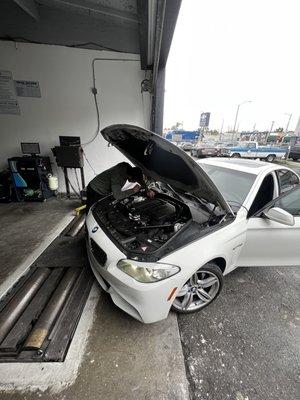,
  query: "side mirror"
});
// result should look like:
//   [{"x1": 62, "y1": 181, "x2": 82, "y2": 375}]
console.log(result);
[{"x1": 263, "y1": 207, "x2": 295, "y2": 226}]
